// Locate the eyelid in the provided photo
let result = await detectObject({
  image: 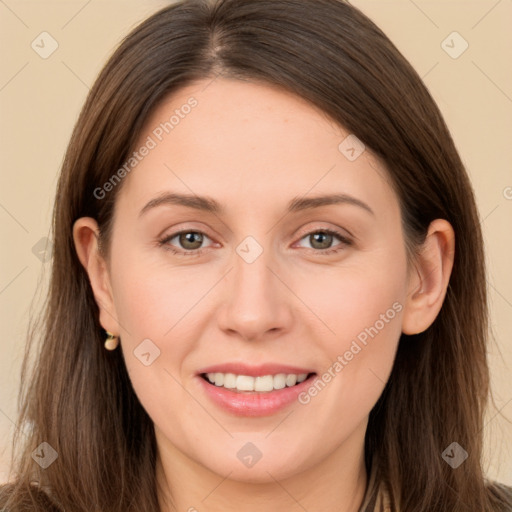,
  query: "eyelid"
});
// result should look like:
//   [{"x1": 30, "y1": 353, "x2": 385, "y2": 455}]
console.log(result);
[
  {"x1": 158, "y1": 229, "x2": 216, "y2": 253},
  {"x1": 158, "y1": 223, "x2": 354, "y2": 255},
  {"x1": 293, "y1": 223, "x2": 354, "y2": 243},
  {"x1": 291, "y1": 227, "x2": 353, "y2": 253}
]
